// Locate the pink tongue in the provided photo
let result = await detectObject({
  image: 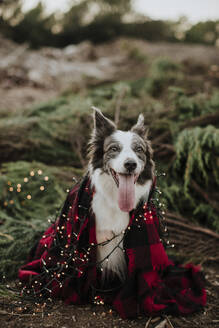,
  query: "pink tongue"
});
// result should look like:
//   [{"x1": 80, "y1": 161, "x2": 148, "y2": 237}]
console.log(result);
[{"x1": 118, "y1": 174, "x2": 135, "y2": 212}]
